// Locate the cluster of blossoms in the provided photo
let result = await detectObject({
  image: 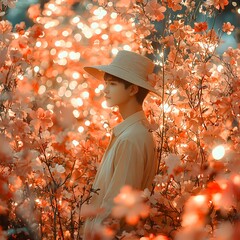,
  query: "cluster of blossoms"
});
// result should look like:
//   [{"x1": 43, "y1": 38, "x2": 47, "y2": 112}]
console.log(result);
[
  {"x1": 0, "y1": 0, "x2": 17, "y2": 16},
  {"x1": 0, "y1": 0, "x2": 239, "y2": 239}
]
